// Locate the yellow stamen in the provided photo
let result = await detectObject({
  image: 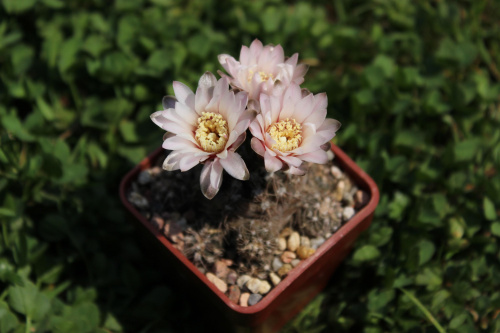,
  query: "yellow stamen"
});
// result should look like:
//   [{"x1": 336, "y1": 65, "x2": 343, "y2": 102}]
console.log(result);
[
  {"x1": 195, "y1": 112, "x2": 229, "y2": 153},
  {"x1": 268, "y1": 118, "x2": 302, "y2": 152},
  {"x1": 247, "y1": 70, "x2": 274, "y2": 83}
]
